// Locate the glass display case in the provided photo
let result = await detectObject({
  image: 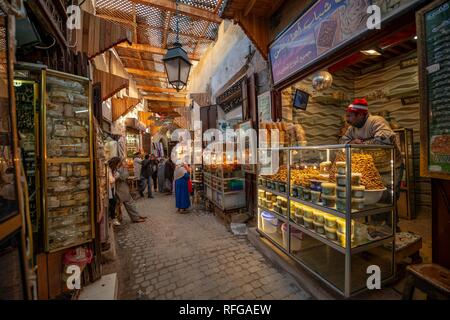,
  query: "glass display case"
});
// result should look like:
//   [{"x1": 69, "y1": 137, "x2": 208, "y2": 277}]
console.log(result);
[
  {"x1": 126, "y1": 132, "x2": 139, "y2": 158},
  {"x1": 257, "y1": 144, "x2": 395, "y2": 297},
  {"x1": 14, "y1": 65, "x2": 95, "y2": 253},
  {"x1": 43, "y1": 69, "x2": 94, "y2": 252},
  {"x1": 14, "y1": 79, "x2": 41, "y2": 247},
  {"x1": 394, "y1": 128, "x2": 415, "y2": 219},
  {"x1": 203, "y1": 144, "x2": 246, "y2": 211}
]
